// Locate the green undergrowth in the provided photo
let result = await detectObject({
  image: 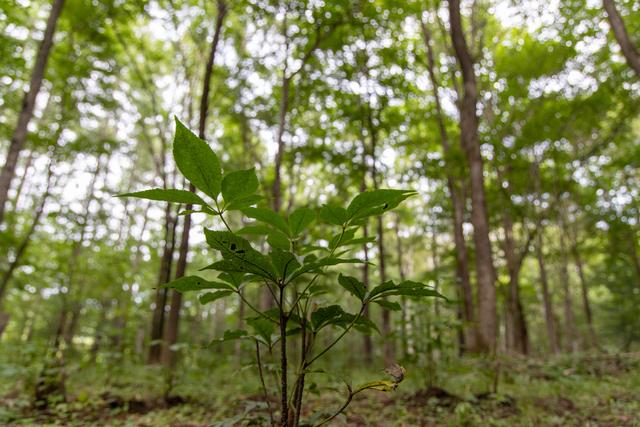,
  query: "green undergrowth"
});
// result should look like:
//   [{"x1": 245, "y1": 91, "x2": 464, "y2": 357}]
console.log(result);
[{"x1": 1, "y1": 350, "x2": 639, "y2": 426}]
